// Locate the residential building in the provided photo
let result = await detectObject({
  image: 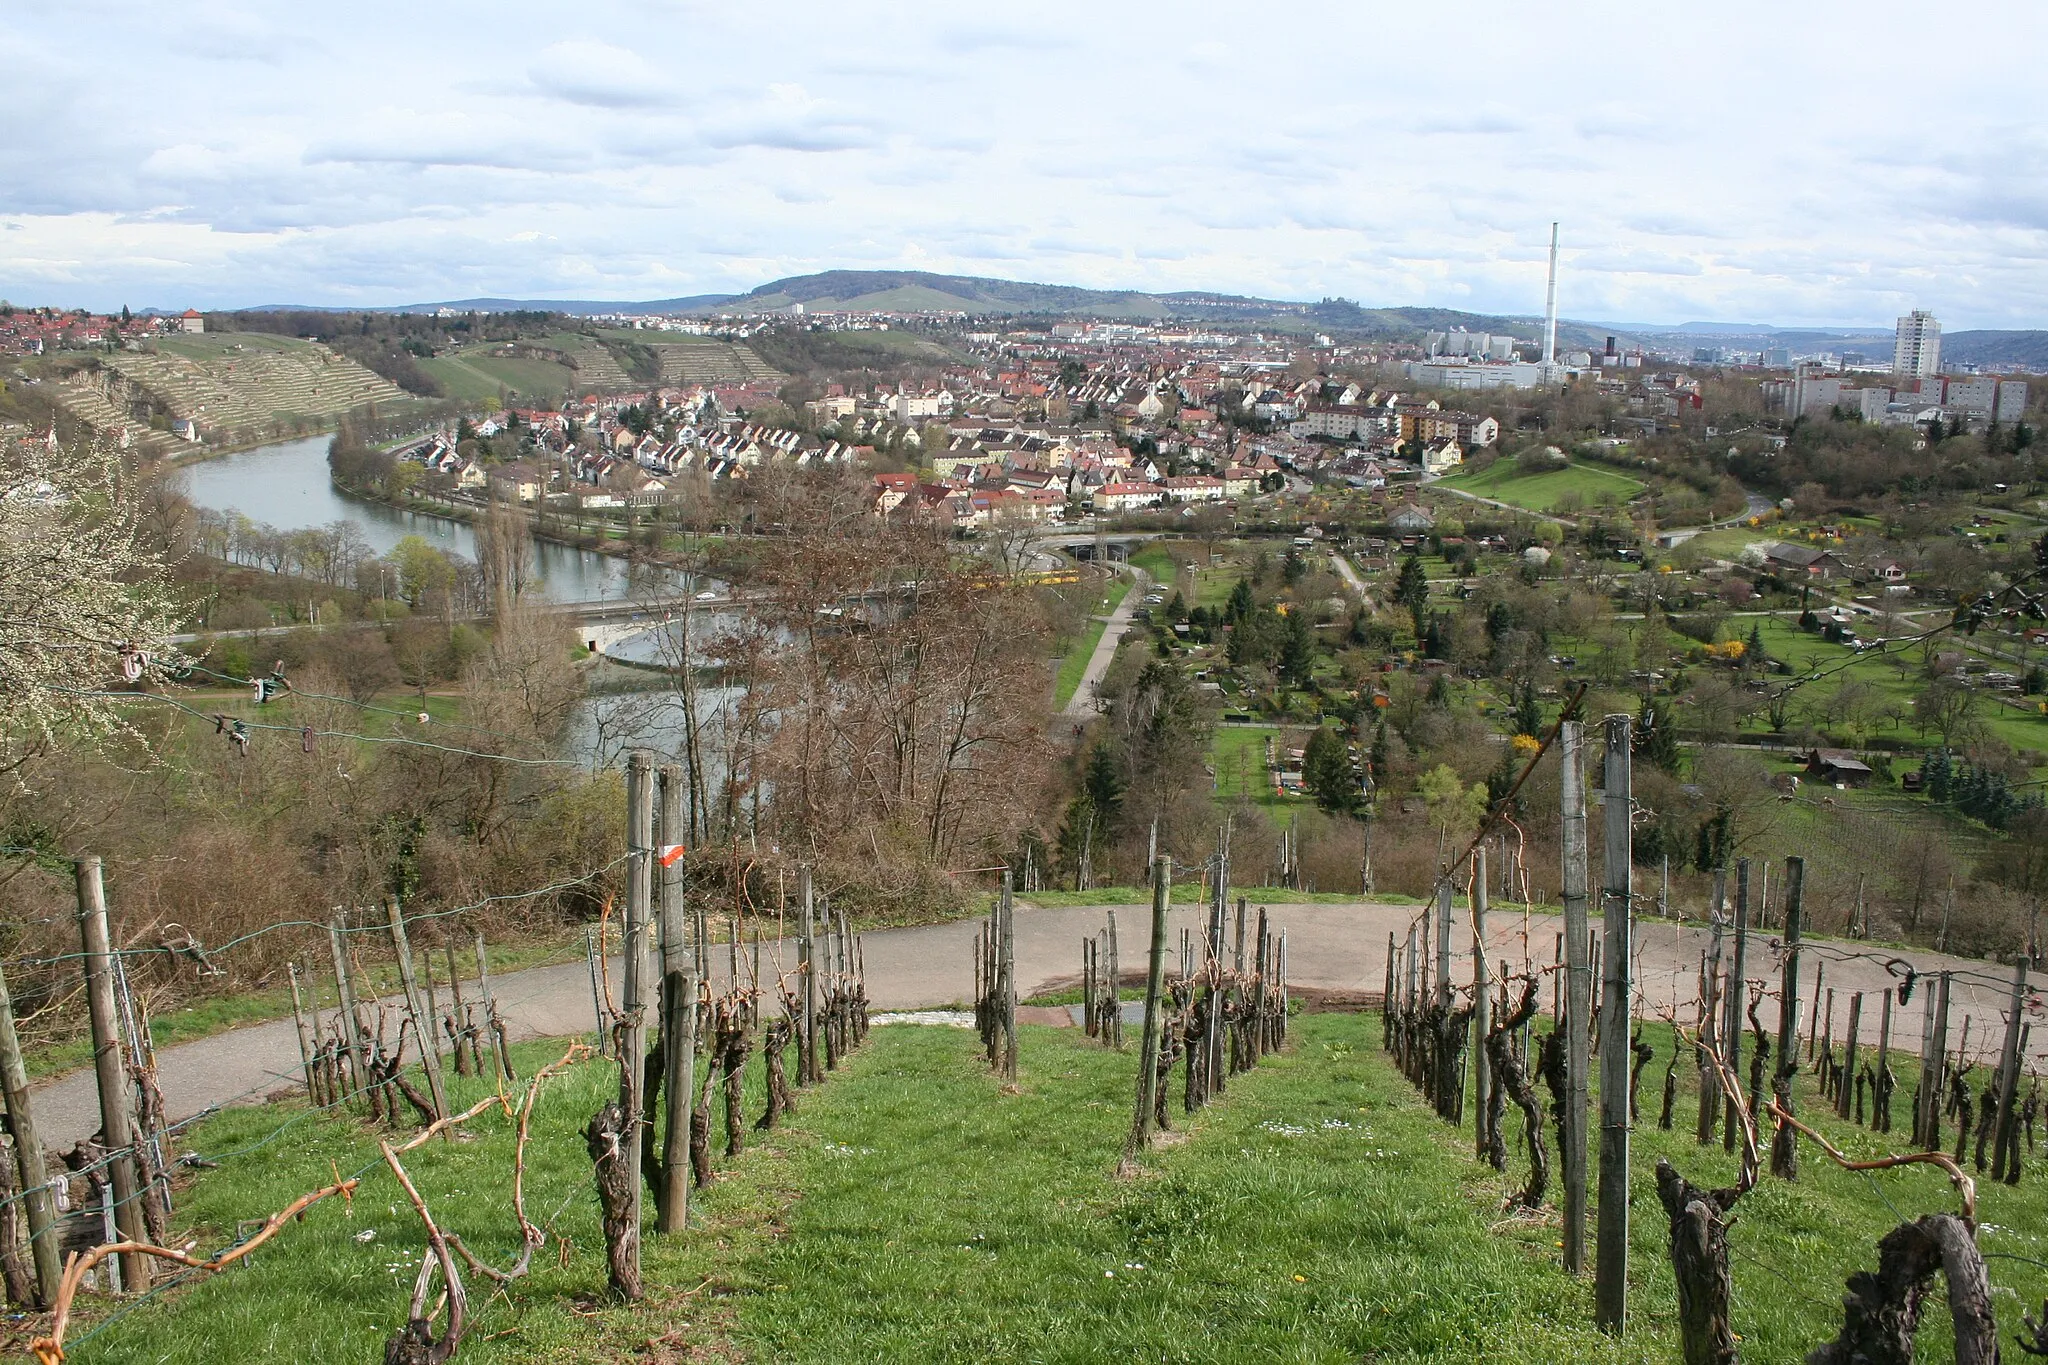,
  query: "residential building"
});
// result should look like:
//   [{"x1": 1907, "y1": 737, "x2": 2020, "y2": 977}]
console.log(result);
[
  {"x1": 1091, "y1": 481, "x2": 1165, "y2": 512},
  {"x1": 178, "y1": 310, "x2": 204, "y2": 334},
  {"x1": 1159, "y1": 475, "x2": 1226, "y2": 503},
  {"x1": 1892, "y1": 310, "x2": 1941, "y2": 378}
]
